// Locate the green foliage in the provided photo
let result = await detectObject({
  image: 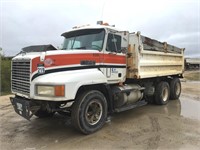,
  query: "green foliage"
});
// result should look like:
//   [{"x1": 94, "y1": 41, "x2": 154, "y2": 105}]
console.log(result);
[{"x1": 0, "y1": 56, "x2": 12, "y2": 95}]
